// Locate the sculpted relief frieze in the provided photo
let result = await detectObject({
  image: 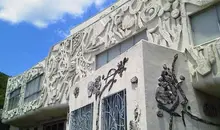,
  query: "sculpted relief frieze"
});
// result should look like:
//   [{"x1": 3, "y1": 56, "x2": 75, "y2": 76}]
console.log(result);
[
  {"x1": 2, "y1": 61, "x2": 45, "y2": 120},
  {"x1": 185, "y1": 40, "x2": 220, "y2": 93},
  {"x1": 186, "y1": 39, "x2": 220, "y2": 77},
  {"x1": 39, "y1": 0, "x2": 185, "y2": 107},
  {"x1": 3, "y1": 0, "x2": 209, "y2": 120}
]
